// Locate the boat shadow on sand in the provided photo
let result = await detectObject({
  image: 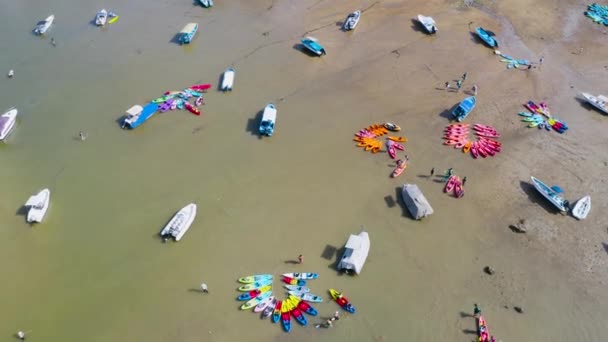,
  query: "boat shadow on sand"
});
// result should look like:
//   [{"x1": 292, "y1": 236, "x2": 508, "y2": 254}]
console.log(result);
[
  {"x1": 410, "y1": 18, "x2": 426, "y2": 33},
  {"x1": 519, "y1": 180, "x2": 566, "y2": 215},
  {"x1": 245, "y1": 110, "x2": 264, "y2": 139},
  {"x1": 382, "y1": 187, "x2": 417, "y2": 220},
  {"x1": 438, "y1": 103, "x2": 460, "y2": 122},
  {"x1": 321, "y1": 244, "x2": 351, "y2": 276}
]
